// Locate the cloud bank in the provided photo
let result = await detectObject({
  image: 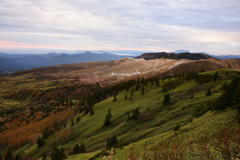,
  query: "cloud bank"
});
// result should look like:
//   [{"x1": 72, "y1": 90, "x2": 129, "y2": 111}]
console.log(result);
[{"x1": 0, "y1": 0, "x2": 240, "y2": 55}]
